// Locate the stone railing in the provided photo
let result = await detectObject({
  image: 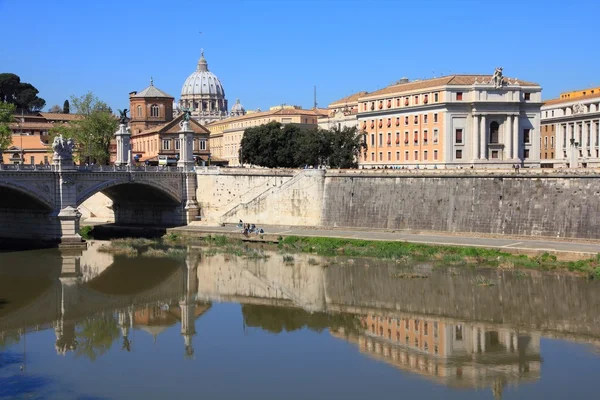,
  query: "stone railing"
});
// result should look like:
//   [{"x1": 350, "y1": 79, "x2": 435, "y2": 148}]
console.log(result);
[
  {"x1": 75, "y1": 165, "x2": 183, "y2": 173},
  {"x1": 0, "y1": 164, "x2": 186, "y2": 173},
  {"x1": 0, "y1": 164, "x2": 52, "y2": 171}
]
